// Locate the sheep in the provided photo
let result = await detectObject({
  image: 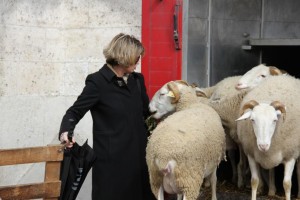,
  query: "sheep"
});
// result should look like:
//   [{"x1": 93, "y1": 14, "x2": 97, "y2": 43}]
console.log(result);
[
  {"x1": 198, "y1": 76, "x2": 250, "y2": 188},
  {"x1": 204, "y1": 65, "x2": 288, "y2": 191},
  {"x1": 149, "y1": 78, "x2": 242, "y2": 187},
  {"x1": 147, "y1": 81, "x2": 226, "y2": 200},
  {"x1": 236, "y1": 75, "x2": 300, "y2": 200},
  {"x1": 235, "y1": 64, "x2": 291, "y2": 196},
  {"x1": 235, "y1": 64, "x2": 287, "y2": 90}
]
